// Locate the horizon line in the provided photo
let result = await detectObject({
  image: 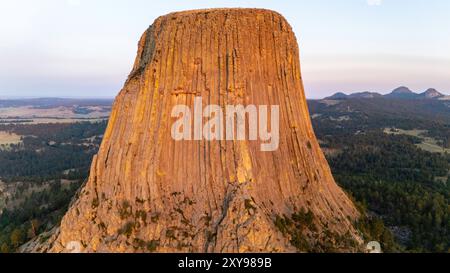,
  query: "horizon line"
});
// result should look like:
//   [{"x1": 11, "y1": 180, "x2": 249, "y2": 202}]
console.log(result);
[{"x1": 1, "y1": 86, "x2": 448, "y2": 101}]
